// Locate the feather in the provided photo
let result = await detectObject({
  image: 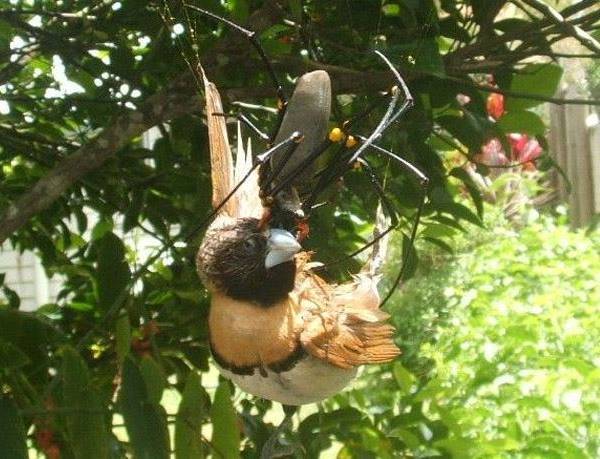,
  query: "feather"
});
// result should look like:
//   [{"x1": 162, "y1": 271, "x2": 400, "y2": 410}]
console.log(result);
[
  {"x1": 295, "y1": 255, "x2": 401, "y2": 370},
  {"x1": 200, "y1": 66, "x2": 236, "y2": 217},
  {"x1": 201, "y1": 65, "x2": 262, "y2": 221}
]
